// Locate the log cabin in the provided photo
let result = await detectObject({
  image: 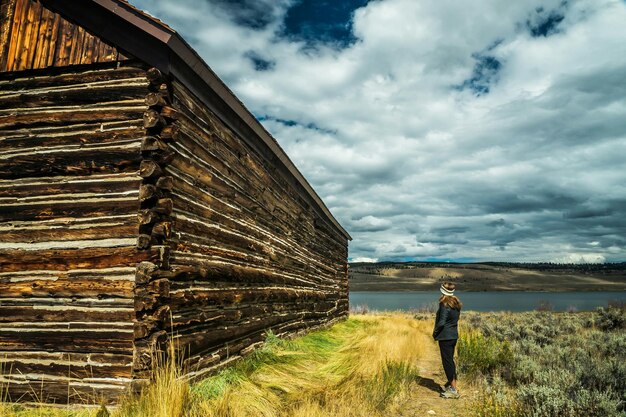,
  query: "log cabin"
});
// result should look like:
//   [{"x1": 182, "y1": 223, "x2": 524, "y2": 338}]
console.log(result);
[{"x1": 0, "y1": 0, "x2": 350, "y2": 404}]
